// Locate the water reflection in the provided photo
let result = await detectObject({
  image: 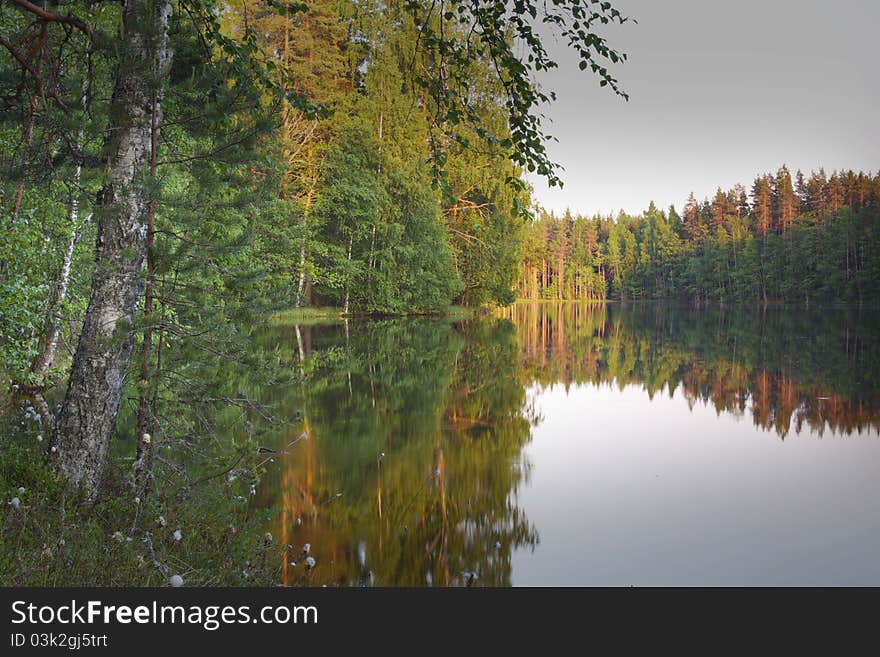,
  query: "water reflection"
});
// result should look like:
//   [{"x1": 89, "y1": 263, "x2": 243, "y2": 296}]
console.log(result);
[
  {"x1": 502, "y1": 303, "x2": 880, "y2": 438},
  {"x1": 261, "y1": 303, "x2": 880, "y2": 585},
  {"x1": 259, "y1": 319, "x2": 538, "y2": 586}
]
